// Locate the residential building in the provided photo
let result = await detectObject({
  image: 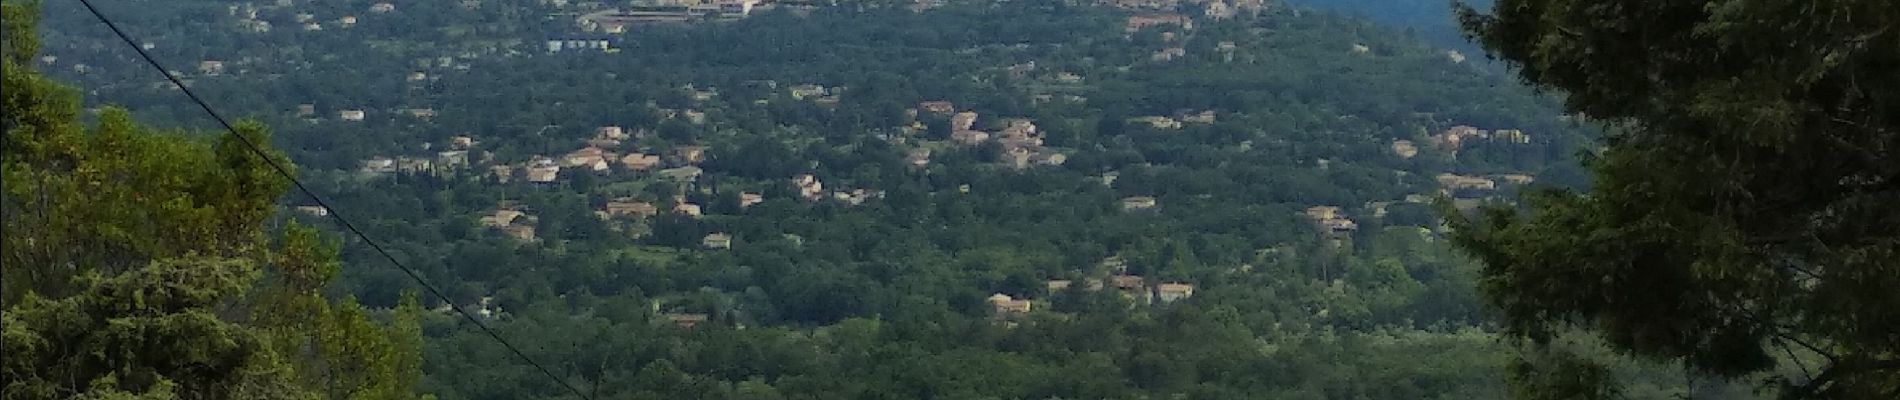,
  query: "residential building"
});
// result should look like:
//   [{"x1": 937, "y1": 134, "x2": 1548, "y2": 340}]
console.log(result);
[
  {"x1": 1045, "y1": 280, "x2": 1073, "y2": 291},
  {"x1": 739, "y1": 192, "x2": 764, "y2": 208},
  {"x1": 950, "y1": 130, "x2": 990, "y2": 146},
  {"x1": 788, "y1": 84, "x2": 827, "y2": 100},
  {"x1": 673, "y1": 202, "x2": 702, "y2": 217},
  {"x1": 1498, "y1": 174, "x2": 1536, "y2": 185},
  {"x1": 986, "y1": 293, "x2": 1032, "y2": 317},
  {"x1": 294, "y1": 205, "x2": 329, "y2": 217},
  {"x1": 296, "y1": 104, "x2": 316, "y2": 118},
  {"x1": 596, "y1": 126, "x2": 627, "y2": 140},
  {"x1": 1305, "y1": 205, "x2": 1342, "y2": 221},
  {"x1": 1493, "y1": 129, "x2": 1532, "y2": 144},
  {"x1": 1110, "y1": 275, "x2": 1146, "y2": 291},
  {"x1": 564, "y1": 147, "x2": 613, "y2": 171},
  {"x1": 1125, "y1": 13, "x2": 1191, "y2": 33},
  {"x1": 1120, "y1": 196, "x2": 1158, "y2": 210},
  {"x1": 1180, "y1": 110, "x2": 1217, "y2": 124},
  {"x1": 339, "y1": 110, "x2": 366, "y2": 121},
  {"x1": 1155, "y1": 283, "x2": 1195, "y2": 303},
  {"x1": 1391, "y1": 140, "x2": 1418, "y2": 158},
  {"x1": 198, "y1": 60, "x2": 225, "y2": 75},
  {"x1": 1435, "y1": 173, "x2": 1497, "y2": 191},
  {"x1": 620, "y1": 153, "x2": 661, "y2": 171},
  {"x1": 370, "y1": 3, "x2": 396, "y2": 13},
  {"x1": 951, "y1": 111, "x2": 979, "y2": 131},
  {"x1": 480, "y1": 209, "x2": 526, "y2": 228},
  {"x1": 1151, "y1": 47, "x2": 1187, "y2": 61},
  {"x1": 1129, "y1": 116, "x2": 1182, "y2": 129},
  {"x1": 702, "y1": 233, "x2": 733, "y2": 249},
  {"x1": 452, "y1": 136, "x2": 476, "y2": 149},
  {"x1": 437, "y1": 150, "x2": 469, "y2": 168},
  {"x1": 602, "y1": 199, "x2": 658, "y2": 219},
  {"x1": 918, "y1": 101, "x2": 955, "y2": 114},
  {"x1": 490, "y1": 165, "x2": 515, "y2": 183},
  {"x1": 906, "y1": 148, "x2": 931, "y2": 169}
]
